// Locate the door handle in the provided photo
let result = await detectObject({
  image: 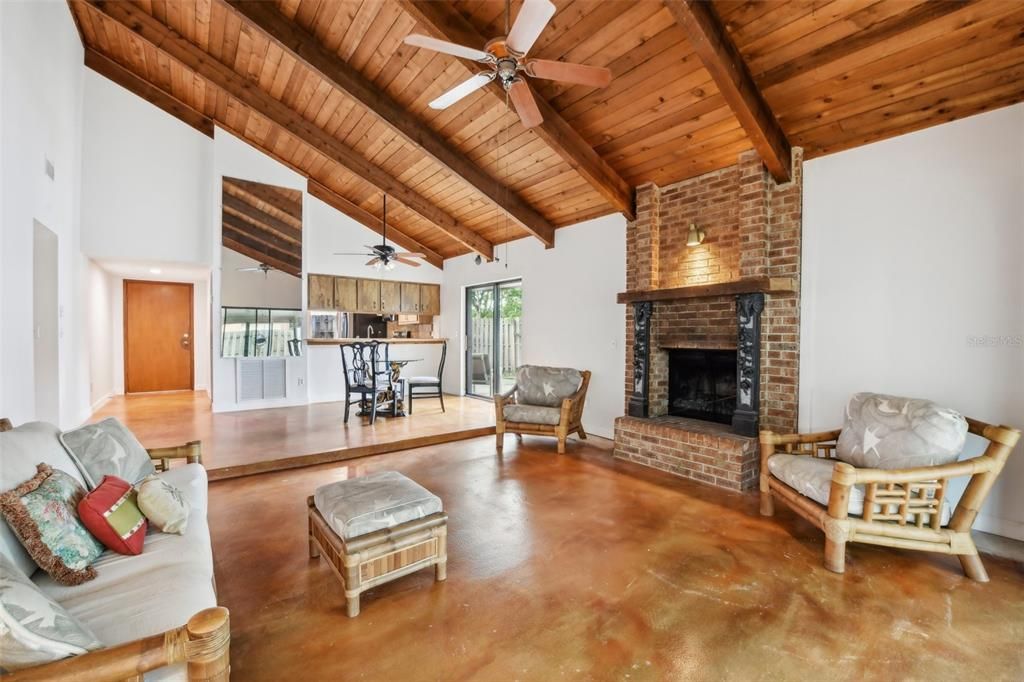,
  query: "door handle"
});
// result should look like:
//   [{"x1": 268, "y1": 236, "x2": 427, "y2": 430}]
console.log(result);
[{"x1": 181, "y1": 333, "x2": 190, "y2": 349}]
